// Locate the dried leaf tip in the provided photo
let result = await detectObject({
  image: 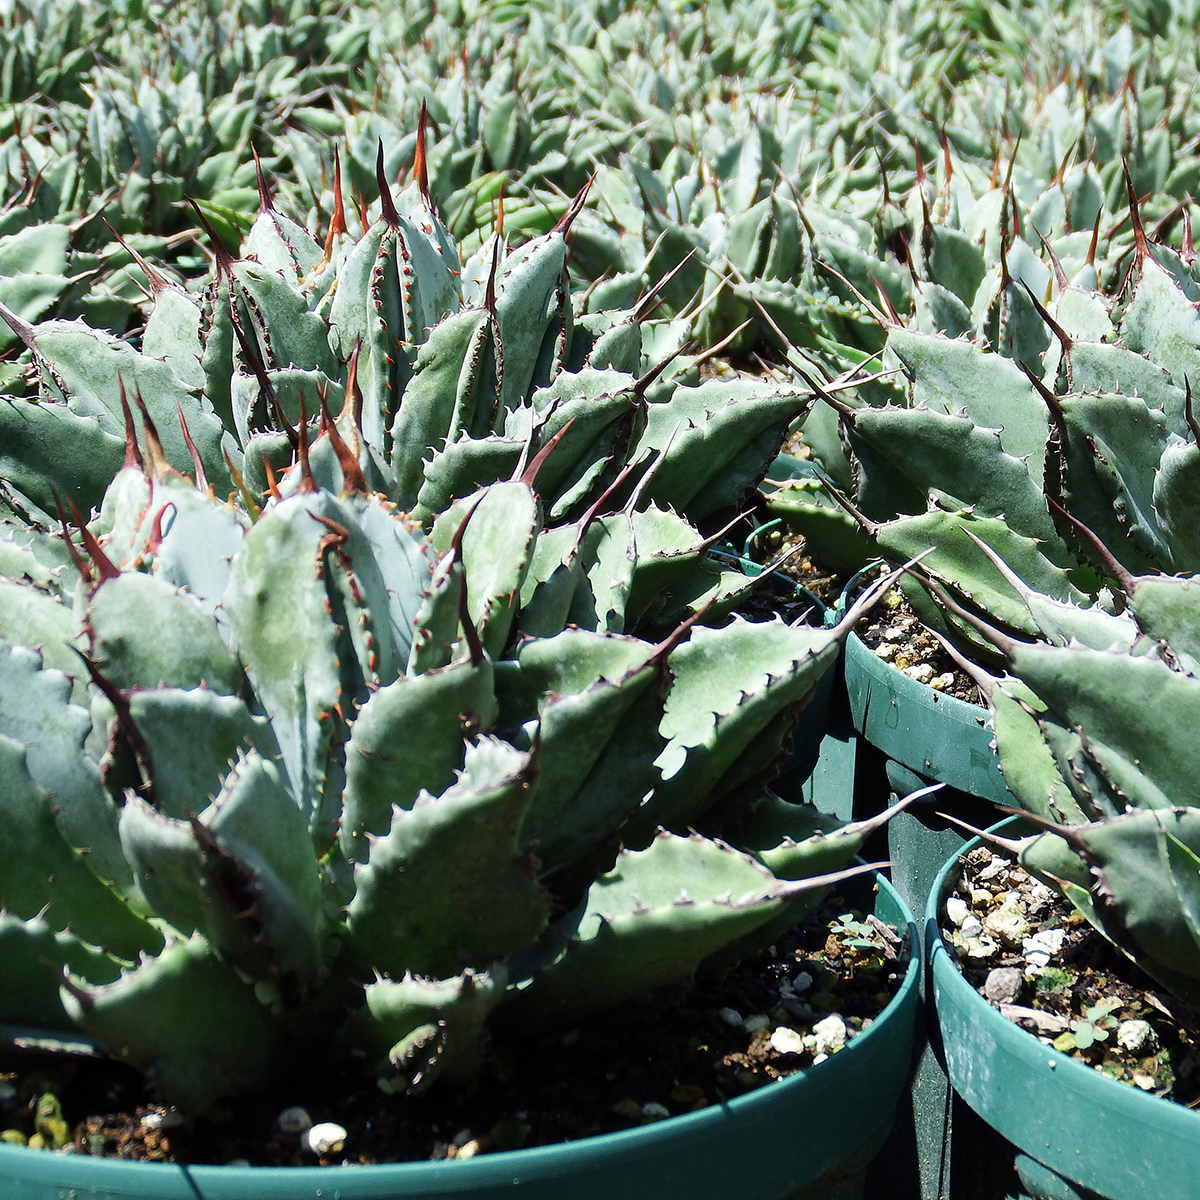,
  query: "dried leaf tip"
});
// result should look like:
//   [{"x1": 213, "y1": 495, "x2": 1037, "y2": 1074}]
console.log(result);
[{"x1": 413, "y1": 100, "x2": 430, "y2": 205}]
